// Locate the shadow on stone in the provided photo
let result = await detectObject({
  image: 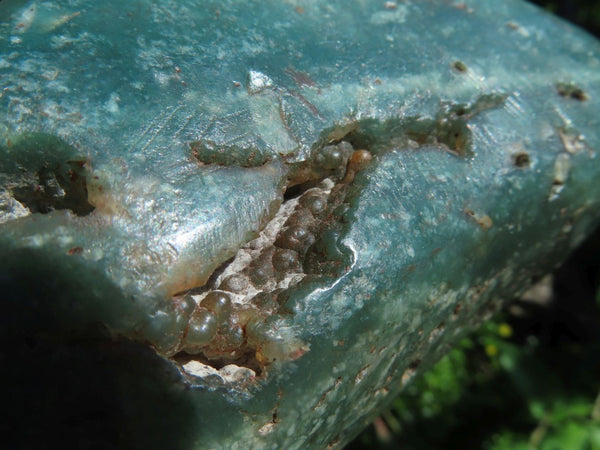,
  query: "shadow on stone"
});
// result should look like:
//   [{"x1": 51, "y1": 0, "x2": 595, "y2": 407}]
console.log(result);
[{"x1": 0, "y1": 248, "x2": 197, "y2": 450}]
